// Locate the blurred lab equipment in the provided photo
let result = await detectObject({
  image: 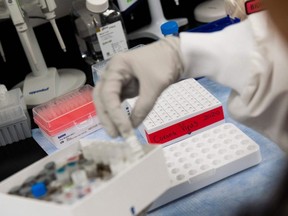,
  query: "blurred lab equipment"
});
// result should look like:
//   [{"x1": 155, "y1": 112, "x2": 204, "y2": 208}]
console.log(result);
[
  {"x1": 1, "y1": 0, "x2": 86, "y2": 107},
  {"x1": 117, "y1": 0, "x2": 188, "y2": 40},
  {"x1": 194, "y1": 0, "x2": 227, "y2": 23},
  {"x1": 71, "y1": 0, "x2": 129, "y2": 65},
  {"x1": 0, "y1": 0, "x2": 8, "y2": 62},
  {"x1": 0, "y1": 84, "x2": 31, "y2": 146},
  {"x1": 224, "y1": 0, "x2": 247, "y2": 20}
]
